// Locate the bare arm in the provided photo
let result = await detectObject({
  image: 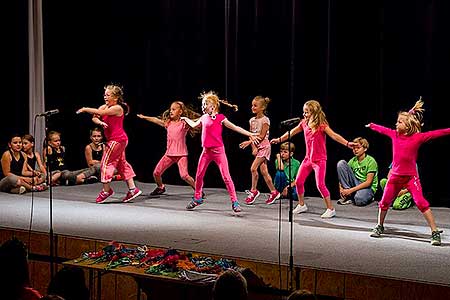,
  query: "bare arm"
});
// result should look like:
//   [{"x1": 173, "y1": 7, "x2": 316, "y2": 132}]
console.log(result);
[
  {"x1": 324, "y1": 126, "x2": 355, "y2": 148},
  {"x1": 77, "y1": 104, "x2": 122, "y2": 117},
  {"x1": 222, "y1": 119, "x2": 254, "y2": 137},
  {"x1": 271, "y1": 121, "x2": 303, "y2": 144},
  {"x1": 35, "y1": 152, "x2": 47, "y2": 176},
  {"x1": 1, "y1": 151, "x2": 12, "y2": 176},
  {"x1": 181, "y1": 116, "x2": 202, "y2": 128},
  {"x1": 137, "y1": 114, "x2": 165, "y2": 127}
]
